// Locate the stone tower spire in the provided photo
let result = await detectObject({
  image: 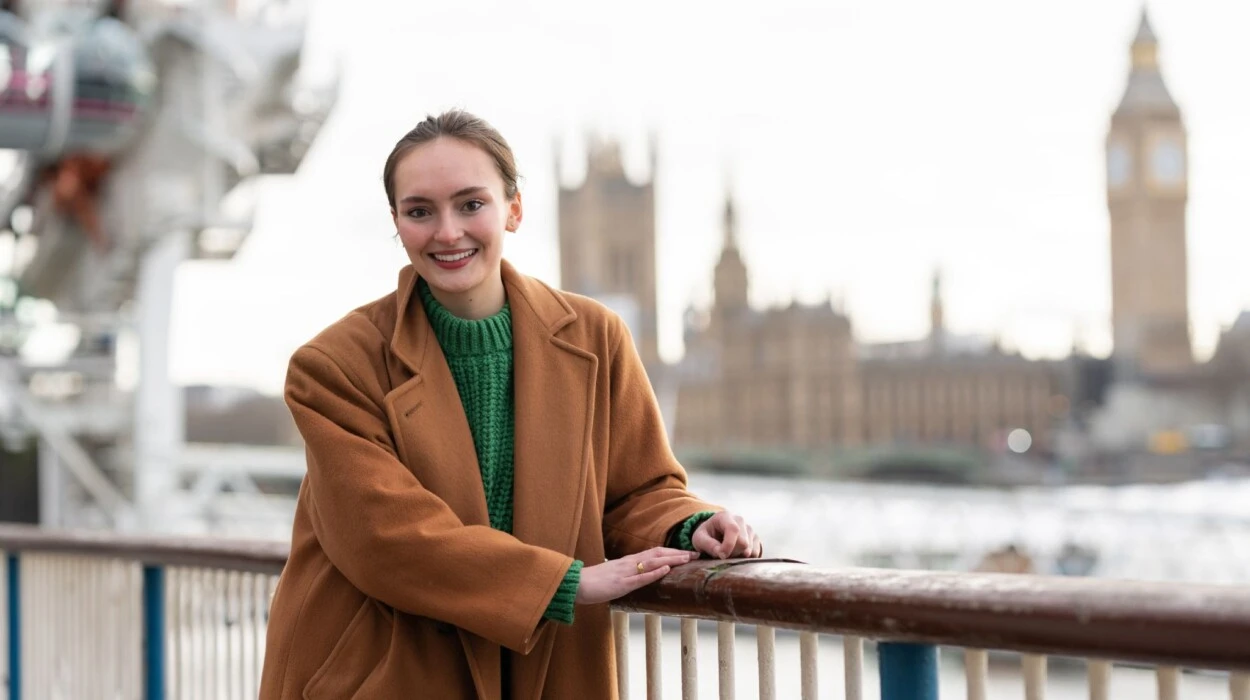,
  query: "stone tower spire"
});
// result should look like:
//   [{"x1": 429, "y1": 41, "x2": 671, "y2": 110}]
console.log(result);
[
  {"x1": 1114, "y1": 8, "x2": 1179, "y2": 118},
  {"x1": 713, "y1": 190, "x2": 749, "y2": 314},
  {"x1": 929, "y1": 268, "x2": 945, "y2": 352},
  {"x1": 1106, "y1": 6, "x2": 1191, "y2": 374}
]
